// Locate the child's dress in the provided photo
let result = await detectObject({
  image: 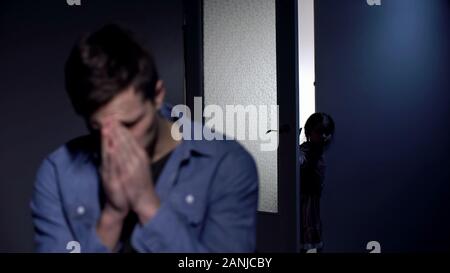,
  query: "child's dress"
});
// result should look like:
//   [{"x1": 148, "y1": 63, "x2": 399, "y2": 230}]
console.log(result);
[{"x1": 299, "y1": 142, "x2": 326, "y2": 251}]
